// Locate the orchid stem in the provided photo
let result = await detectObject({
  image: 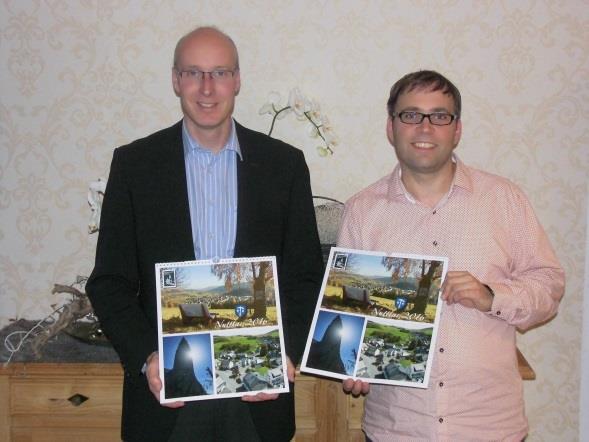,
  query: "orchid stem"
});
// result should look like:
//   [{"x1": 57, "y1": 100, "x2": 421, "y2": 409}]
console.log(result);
[
  {"x1": 303, "y1": 112, "x2": 326, "y2": 143},
  {"x1": 268, "y1": 105, "x2": 291, "y2": 136}
]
